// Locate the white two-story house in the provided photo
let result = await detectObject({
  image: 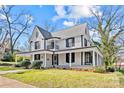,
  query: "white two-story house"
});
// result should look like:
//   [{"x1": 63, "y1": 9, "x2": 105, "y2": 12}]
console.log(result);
[{"x1": 16, "y1": 23, "x2": 103, "y2": 68}]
